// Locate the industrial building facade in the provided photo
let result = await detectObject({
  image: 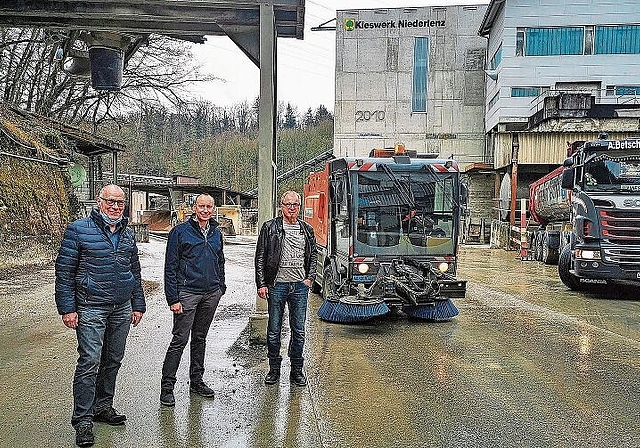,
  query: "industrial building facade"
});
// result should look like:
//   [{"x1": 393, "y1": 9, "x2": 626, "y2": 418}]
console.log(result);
[
  {"x1": 334, "y1": 1, "x2": 640, "y2": 242},
  {"x1": 480, "y1": 0, "x2": 640, "y2": 231},
  {"x1": 333, "y1": 5, "x2": 488, "y2": 163}
]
